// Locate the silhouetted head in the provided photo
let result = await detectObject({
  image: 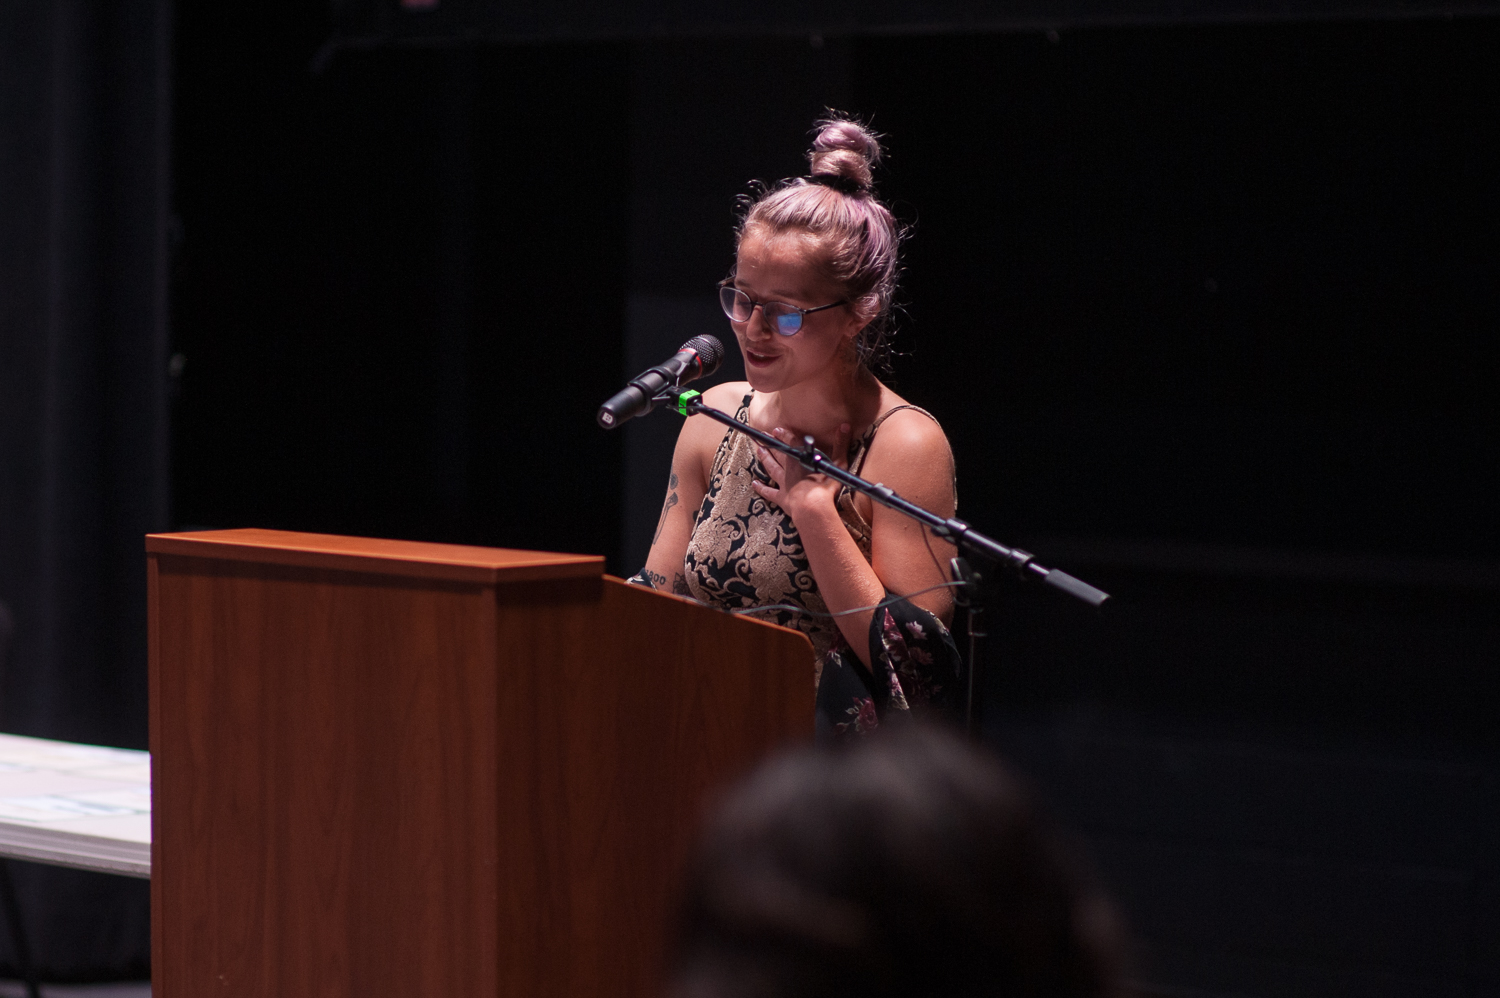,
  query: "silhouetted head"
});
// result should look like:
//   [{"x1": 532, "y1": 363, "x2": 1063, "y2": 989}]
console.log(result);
[{"x1": 670, "y1": 727, "x2": 1129, "y2": 998}]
